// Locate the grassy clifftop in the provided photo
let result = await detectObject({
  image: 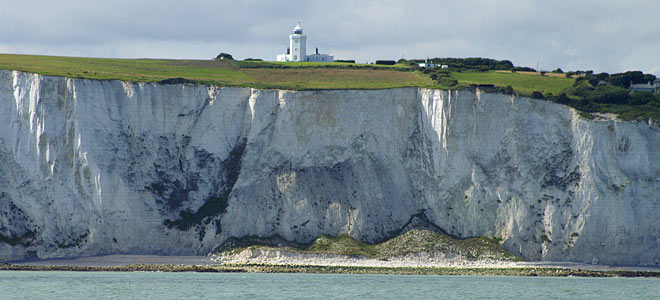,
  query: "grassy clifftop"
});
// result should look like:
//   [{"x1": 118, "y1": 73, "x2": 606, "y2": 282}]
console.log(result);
[
  {"x1": 452, "y1": 70, "x2": 574, "y2": 95},
  {"x1": 0, "y1": 54, "x2": 434, "y2": 90},
  {"x1": 3, "y1": 53, "x2": 658, "y2": 121},
  {"x1": 0, "y1": 54, "x2": 570, "y2": 93}
]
